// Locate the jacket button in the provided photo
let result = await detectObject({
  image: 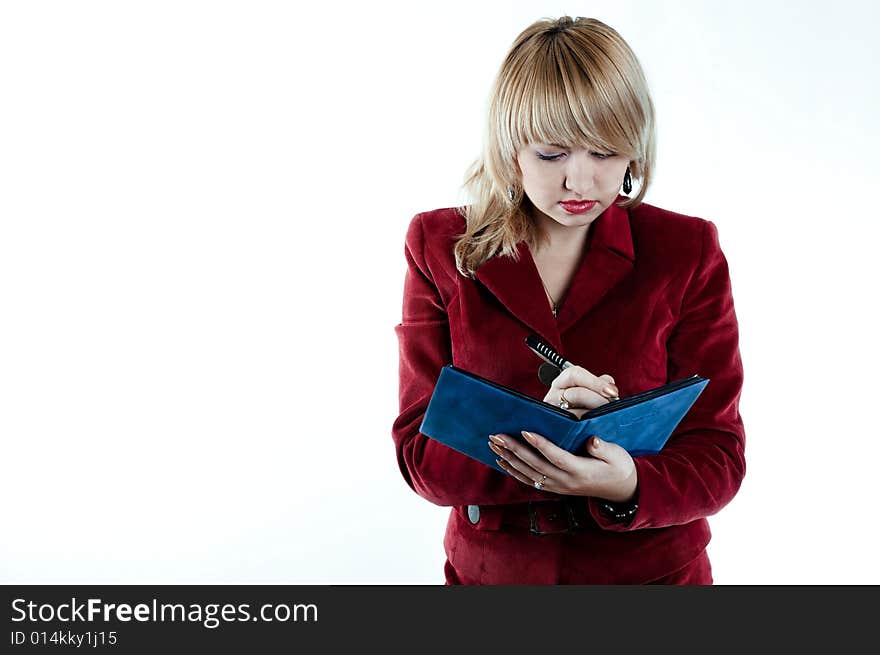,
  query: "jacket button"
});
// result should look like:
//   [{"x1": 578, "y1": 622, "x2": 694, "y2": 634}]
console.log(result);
[{"x1": 467, "y1": 505, "x2": 480, "y2": 525}]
